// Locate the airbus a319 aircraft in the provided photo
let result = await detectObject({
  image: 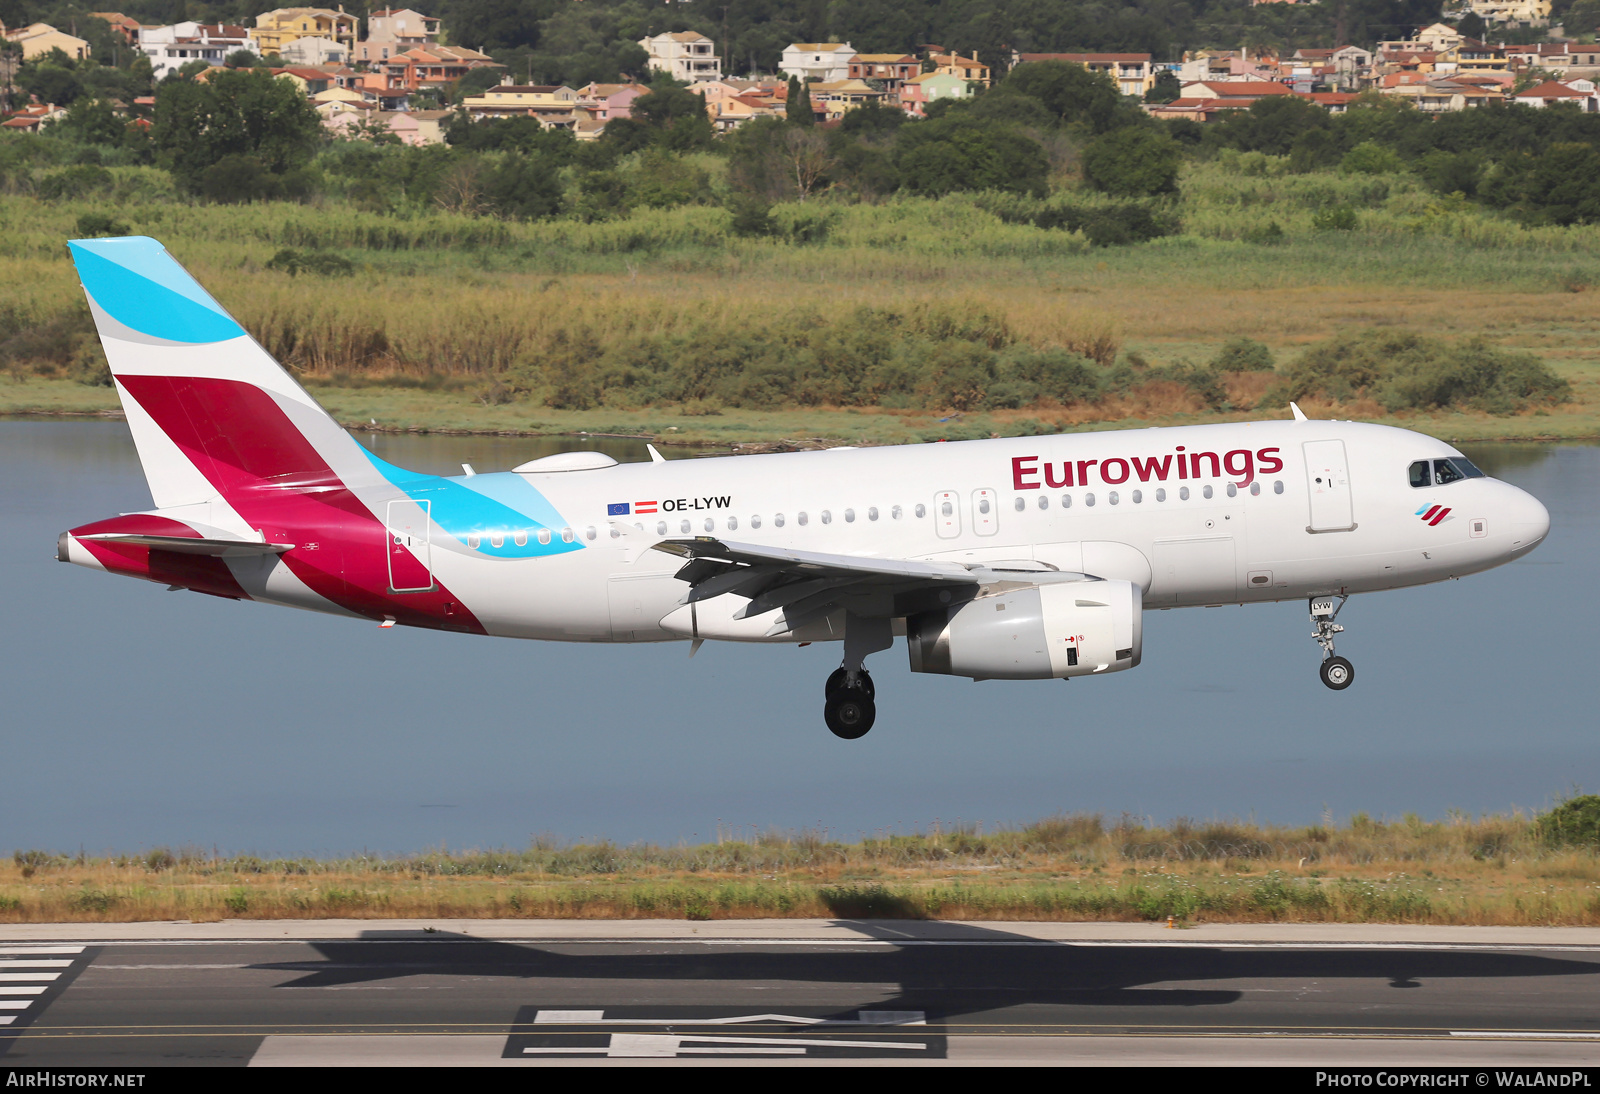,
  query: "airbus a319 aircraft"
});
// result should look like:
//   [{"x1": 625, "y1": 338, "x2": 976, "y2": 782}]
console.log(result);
[{"x1": 57, "y1": 237, "x2": 1551, "y2": 738}]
